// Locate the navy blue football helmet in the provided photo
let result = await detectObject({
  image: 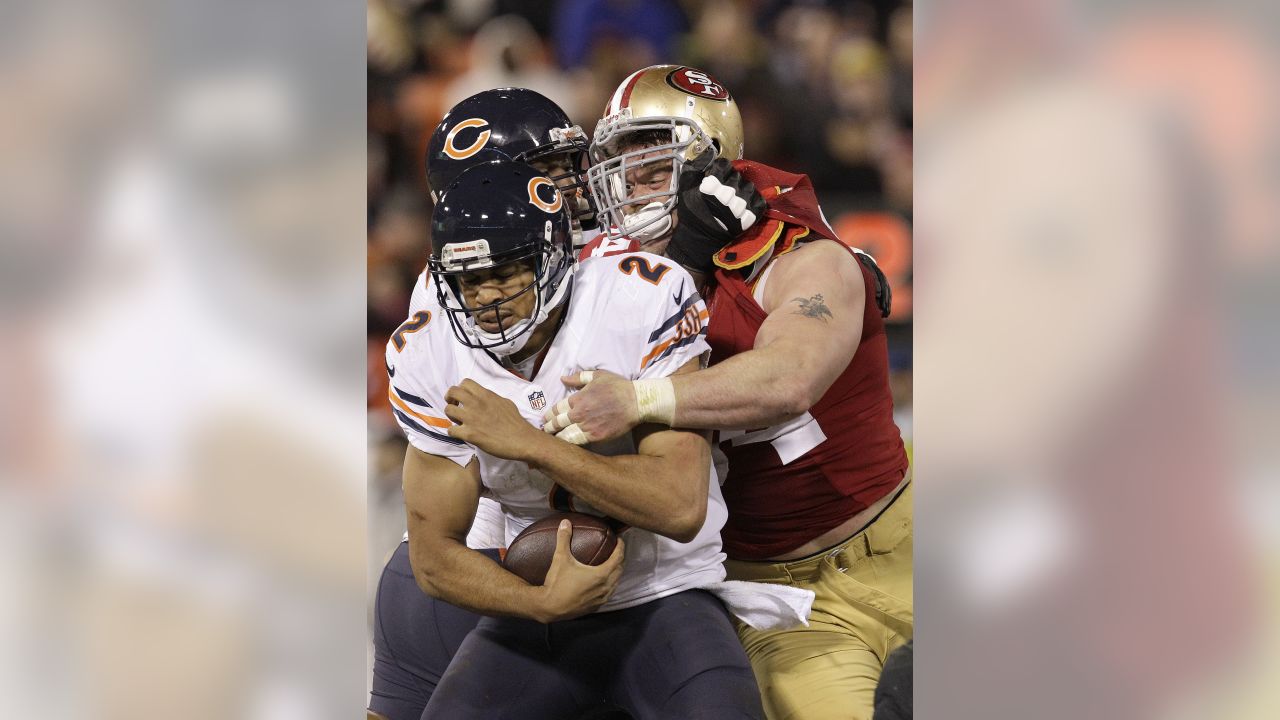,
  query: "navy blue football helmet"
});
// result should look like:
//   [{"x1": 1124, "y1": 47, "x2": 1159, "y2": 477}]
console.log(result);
[
  {"x1": 426, "y1": 88, "x2": 596, "y2": 228},
  {"x1": 429, "y1": 160, "x2": 575, "y2": 355}
]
